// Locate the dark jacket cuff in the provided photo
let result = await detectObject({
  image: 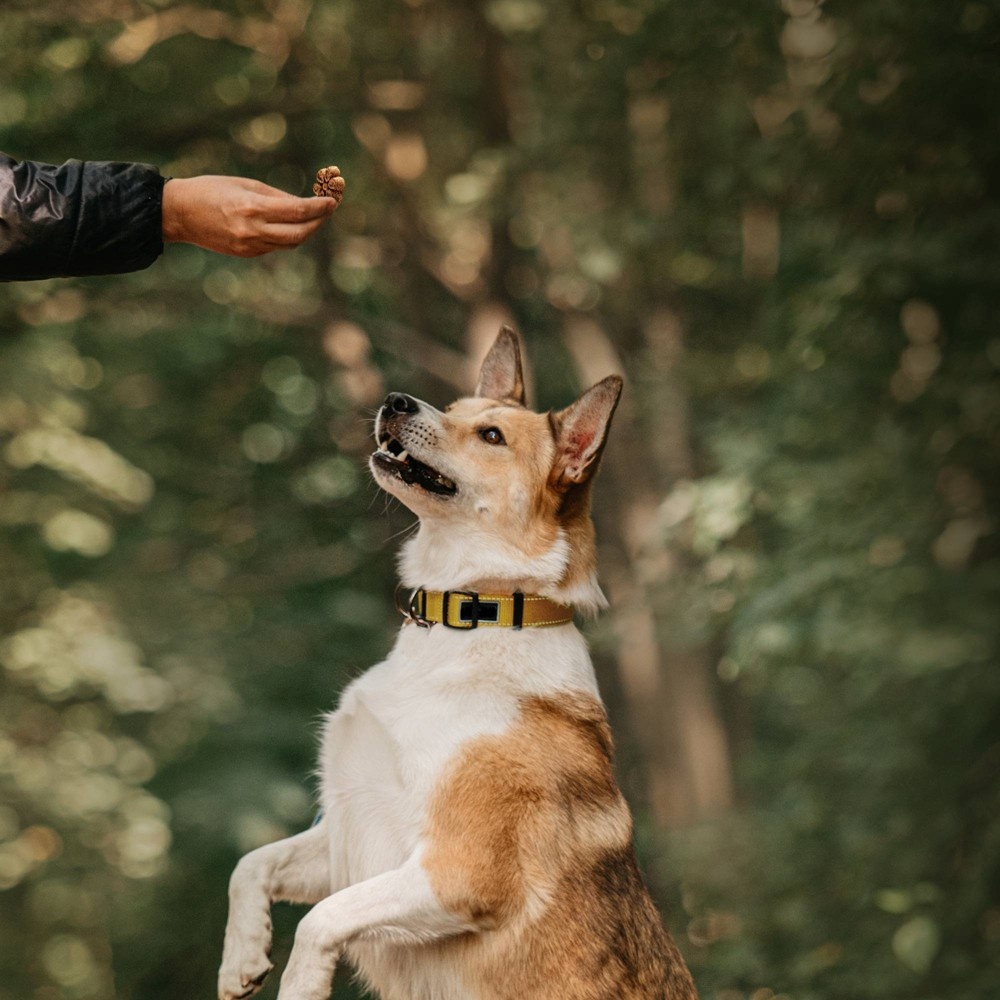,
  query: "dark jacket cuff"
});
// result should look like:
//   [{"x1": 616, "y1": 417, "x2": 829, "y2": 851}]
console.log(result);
[
  {"x1": 68, "y1": 160, "x2": 166, "y2": 277},
  {"x1": 0, "y1": 154, "x2": 166, "y2": 281}
]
